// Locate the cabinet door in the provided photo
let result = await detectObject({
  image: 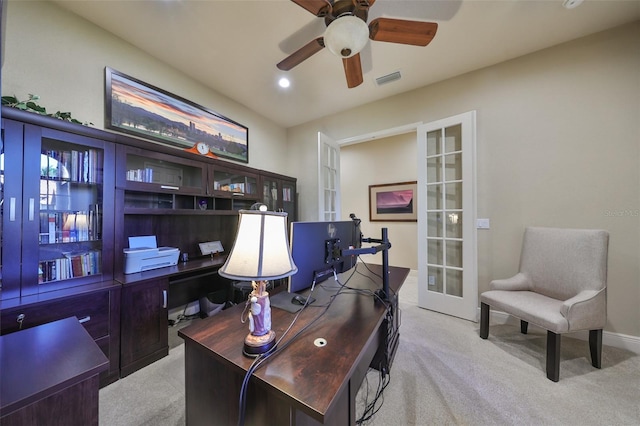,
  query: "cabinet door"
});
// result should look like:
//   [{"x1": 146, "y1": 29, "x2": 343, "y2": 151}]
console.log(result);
[
  {"x1": 120, "y1": 278, "x2": 169, "y2": 376},
  {"x1": 117, "y1": 145, "x2": 207, "y2": 194},
  {"x1": 21, "y1": 125, "x2": 115, "y2": 296},
  {"x1": 260, "y1": 176, "x2": 296, "y2": 221},
  {"x1": 1, "y1": 120, "x2": 115, "y2": 299},
  {"x1": 212, "y1": 165, "x2": 260, "y2": 210},
  {"x1": 262, "y1": 177, "x2": 280, "y2": 212},
  {"x1": 281, "y1": 180, "x2": 297, "y2": 221},
  {"x1": 1, "y1": 119, "x2": 25, "y2": 299}
]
